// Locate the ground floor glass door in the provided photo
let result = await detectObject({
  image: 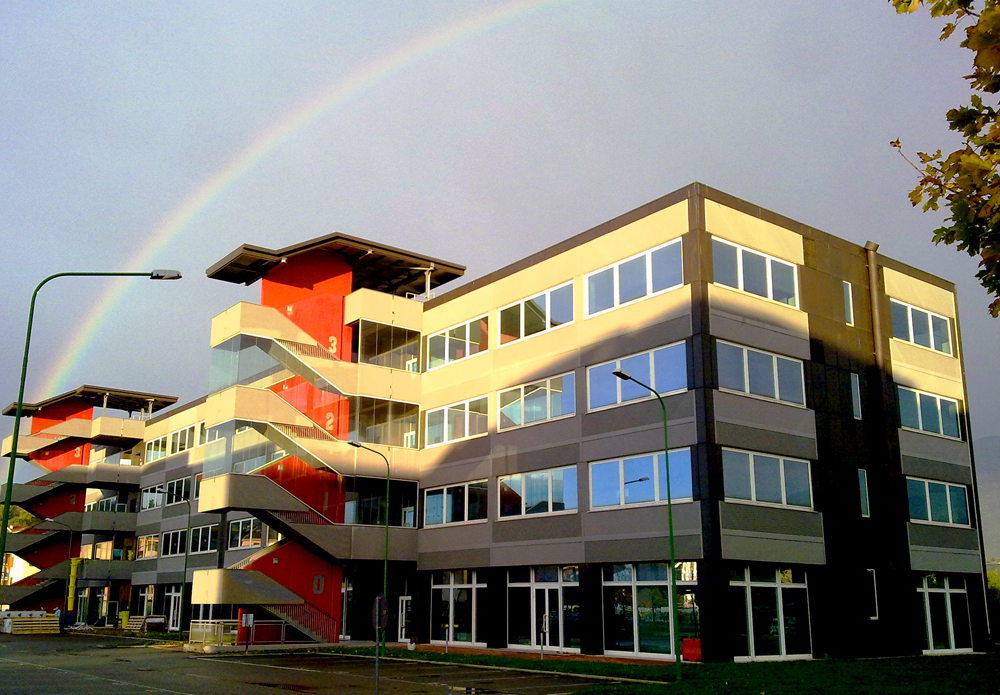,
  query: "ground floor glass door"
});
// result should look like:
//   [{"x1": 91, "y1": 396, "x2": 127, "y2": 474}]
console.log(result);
[
  {"x1": 165, "y1": 584, "x2": 182, "y2": 632},
  {"x1": 729, "y1": 565, "x2": 810, "y2": 660},
  {"x1": 508, "y1": 566, "x2": 580, "y2": 652},
  {"x1": 918, "y1": 574, "x2": 972, "y2": 653},
  {"x1": 398, "y1": 596, "x2": 412, "y2": 642}
]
